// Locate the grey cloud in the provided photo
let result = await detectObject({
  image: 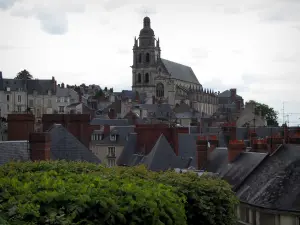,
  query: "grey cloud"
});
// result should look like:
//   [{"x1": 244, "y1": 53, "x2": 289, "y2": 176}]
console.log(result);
[
  {"x1": 258, "y1": 2, "x2": 300, "y2": 23},
  {"x1": 0, "y1": 0, "x2": 20, "y2": 10},
  {"x1": 10, "y1": 1, "x2": 86, "y2": 35},
  {"x1": 102, "y1": 0, "x2": 130, "y2": 11},
  {"x1": 232, "y1": 49, "x2": 243, "y2": 55},
  {"x1": 36, "y1": 11, "x2": 68, "y2": 35}
]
